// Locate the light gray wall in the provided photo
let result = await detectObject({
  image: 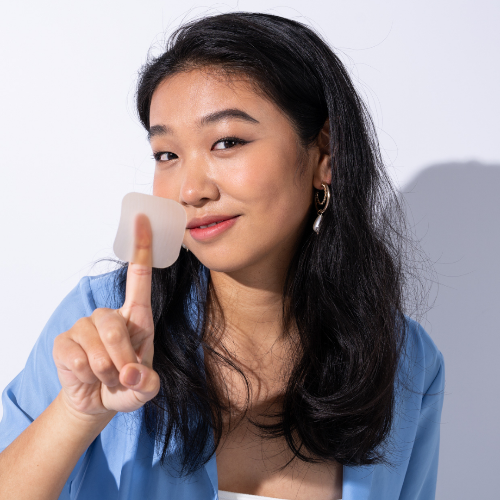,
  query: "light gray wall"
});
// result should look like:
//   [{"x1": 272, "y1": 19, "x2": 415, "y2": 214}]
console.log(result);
[
  {"x1": 401, "y1": 162, "x2": 500, "y2": 499},
  {"x1": 0, "y1": 1, "x2": 499, "y2": 498}
]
